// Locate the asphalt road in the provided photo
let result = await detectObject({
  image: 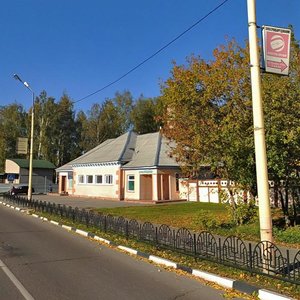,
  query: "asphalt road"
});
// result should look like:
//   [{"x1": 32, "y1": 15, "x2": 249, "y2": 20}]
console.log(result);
[{"x1": 0, "y1": 205, "x2": 228, "y2": 300}]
